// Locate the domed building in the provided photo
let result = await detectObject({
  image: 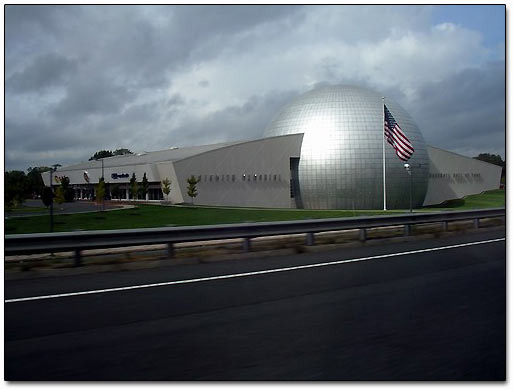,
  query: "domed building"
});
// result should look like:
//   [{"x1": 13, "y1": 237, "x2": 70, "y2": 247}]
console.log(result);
[
  {"x1": 43, "y1": 85, "x2": 502, "y2": 210},
  {"x1": 263, "y1": 85, "x2": 429, "y2": 209}
]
